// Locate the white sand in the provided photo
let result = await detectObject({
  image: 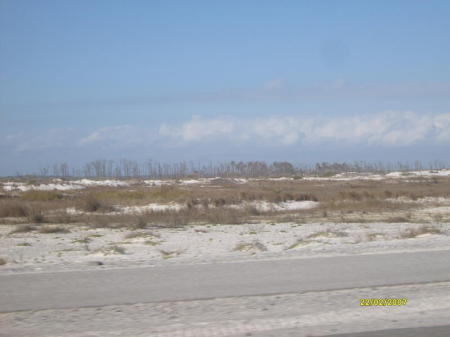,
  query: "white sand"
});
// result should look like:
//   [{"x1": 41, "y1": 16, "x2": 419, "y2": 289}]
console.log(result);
[{"x1": 1, "y1": 221, "x2": 449, "y2": 274}]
